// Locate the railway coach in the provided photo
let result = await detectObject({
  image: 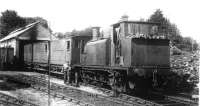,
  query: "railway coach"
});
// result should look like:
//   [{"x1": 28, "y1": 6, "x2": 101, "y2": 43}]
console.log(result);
[{"x1": 23, "y1": 35, "x2": 92, "y2": 74}]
